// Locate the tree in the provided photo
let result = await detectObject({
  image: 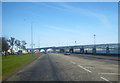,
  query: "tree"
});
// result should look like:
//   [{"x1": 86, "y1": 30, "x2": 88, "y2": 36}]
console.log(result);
[
  {"x1": 0, "y1": 37, "x2": 10, "y2": 55},
  {"x1": 15, "y1": 40, "x2": 21, "y2": 50},
  {"x1": 8, "y1": 37, "x2": 15, "y2": 54},
  {"x1": 21, "y1": 41, "x2": 27, "y2": 50}
]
